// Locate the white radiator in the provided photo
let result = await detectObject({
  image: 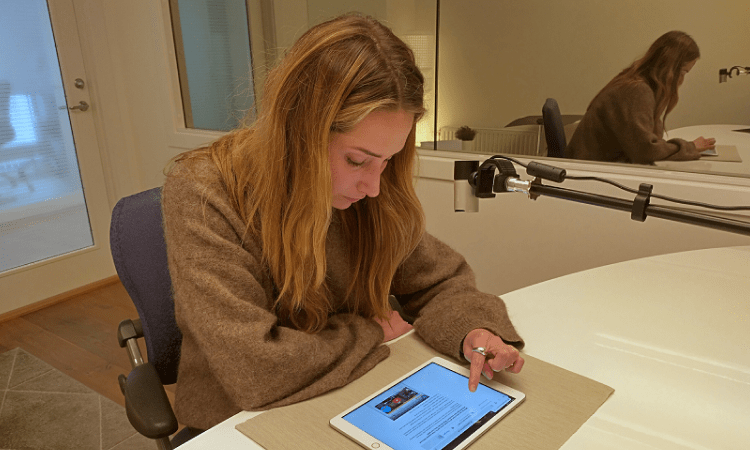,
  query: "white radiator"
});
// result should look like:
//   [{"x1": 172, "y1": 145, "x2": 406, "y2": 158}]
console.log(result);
[{"x1": 439, "y1": 125, "x2": 543, "y2": 156}]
